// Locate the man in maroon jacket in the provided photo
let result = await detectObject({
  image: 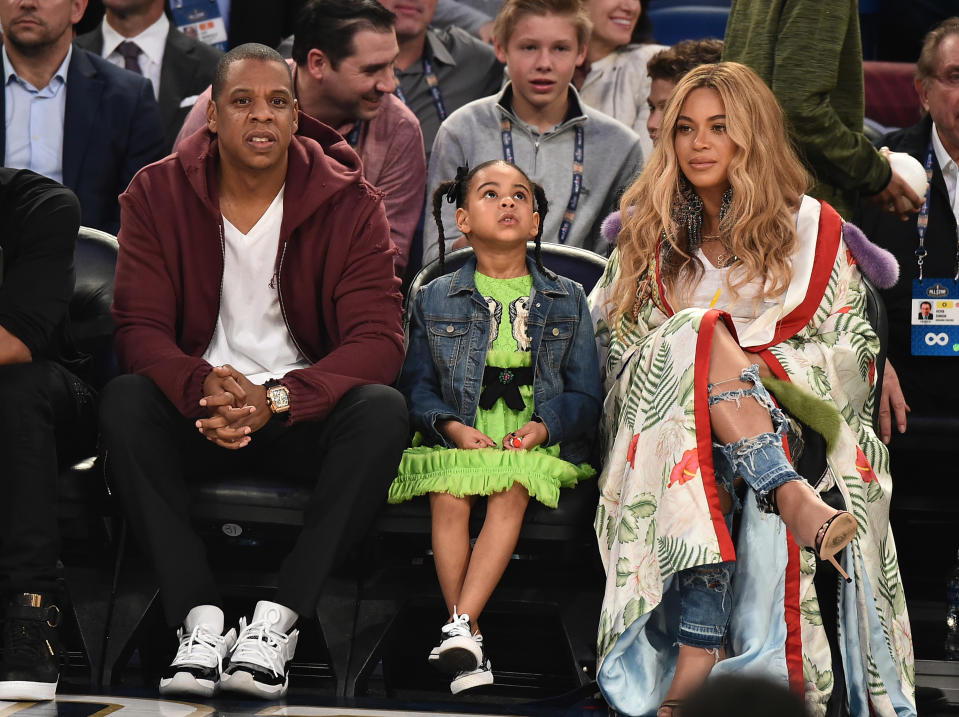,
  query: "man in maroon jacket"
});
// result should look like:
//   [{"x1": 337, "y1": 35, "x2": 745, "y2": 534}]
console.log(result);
[{"x1": 99, "y1": 44, "x2": 408, "y2": 700}]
